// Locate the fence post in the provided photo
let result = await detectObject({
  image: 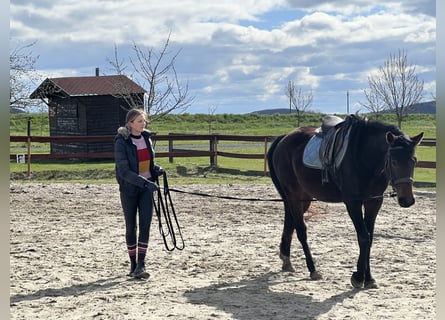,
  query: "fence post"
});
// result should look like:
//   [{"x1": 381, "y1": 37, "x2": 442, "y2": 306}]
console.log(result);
[
  {"x1": 168, "y1": 133, "x2": 174, "y2": 163},
  {"x1": 26, "y1": 117, "x2": 31, "y2": 178},
  {"x1": 209, "y1": 136, "x2": 214, "y2": 167},
  {"x1": 263, "y1": 137, "x2": 268, "y2": 176},
  {"x1": 214, "y1": 134, "x2": 218, "y2": 168},
  {"x1": 209, "y1": 135, "x2": 218, "y2": 168}
]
